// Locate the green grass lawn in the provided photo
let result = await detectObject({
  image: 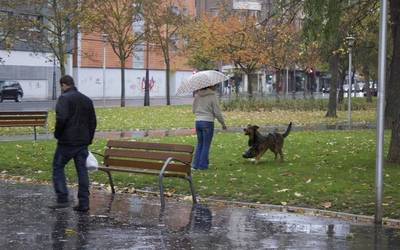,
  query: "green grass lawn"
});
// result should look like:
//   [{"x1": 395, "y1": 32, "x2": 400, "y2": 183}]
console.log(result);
[
  {"x1": 0, "y1": 104, "x2": 376, "y2": 135},
  {"x1": 1, "y1": 129, "x2": 399, "y2": 219}
]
